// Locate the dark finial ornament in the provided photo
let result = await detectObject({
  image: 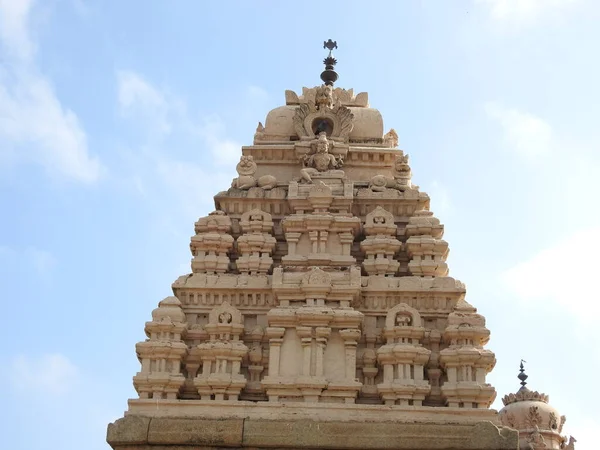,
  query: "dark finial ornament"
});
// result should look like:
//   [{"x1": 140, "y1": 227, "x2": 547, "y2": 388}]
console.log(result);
[
  {"x1": 518, "y1": 359, "x2": 528, "y2": 388},
  {"x1": 321, "y1": 39, "x2": 339, "y2": 87}
]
